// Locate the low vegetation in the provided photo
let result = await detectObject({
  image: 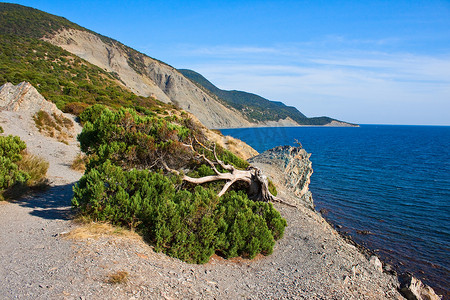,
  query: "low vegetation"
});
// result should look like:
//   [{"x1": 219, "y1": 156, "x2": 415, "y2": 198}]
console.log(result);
[
  {"x1": 17, "y1": 151, "x2": 49, "y2": 186},
  {"x1": 0, "y1": 3, "x2": 85, "y2": 39},
  {"x1": 107, "y1": 270, "x2": 129, "y2": 284},
  {"x1": 0, "y1": 135, "x2": 48, "y2": 200},
  {"x1": 66, "y1": 221, "x2": 142, "y2": 241},
  {"x1": 33, "y1": 110, "x2": 74, "y2": 144},
  {"x1": 73, "y1": 106, "x2": 286, "y2": 263},
  {"x1": 0, "y1": 34, "x2": 162, "y2": 112},
  {"x1": 268, "y1": 179, "x2": 278, "y2": 197},
  {"x1": 0, "y1": 135, "x2": 29, "y2": 196},
  {"x1": 70, "y1": 153, "x2": 88, "y2": 172}
]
